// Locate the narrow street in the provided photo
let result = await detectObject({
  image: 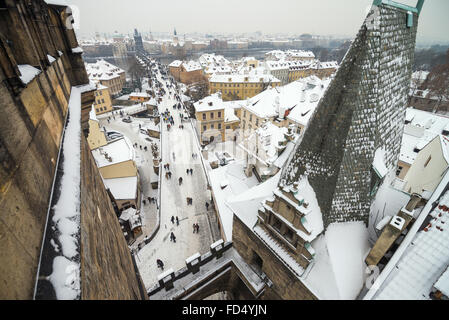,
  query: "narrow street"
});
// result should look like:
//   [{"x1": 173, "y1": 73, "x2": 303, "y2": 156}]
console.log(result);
[{"x1": 104, "y1": 63, "x2": 221, "y2": 289}]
